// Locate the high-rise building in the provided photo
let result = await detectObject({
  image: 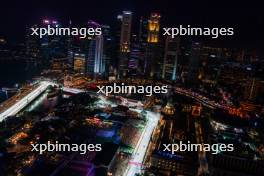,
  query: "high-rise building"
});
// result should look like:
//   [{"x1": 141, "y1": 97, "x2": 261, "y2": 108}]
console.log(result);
[
  {"x1": 137, "y1": 17, "x2": 149, "y2": 76},
  {"x1": 73, "y1": 53, "x2": 86, "y2": 74},
  {"x1": 128, "y1": 44, "x2": 140, "y2": 73},
  {"x1": 85, "y1": 21, "x2": 106, "y2": 77},
  {"x1": 66, "y1": 19, "x2": 74, "y2": 69},
  {"x1": 187, "y1": 42, "x2": 201, "y2": 84},
  {"x1": 147, "y1": 13, "x2": 161, "y2": 43},
  {"x1": 72, "y1": 21, "x2": 110, "y2": 78},
  {"x1": 119, "y1": 11, "x2": 132, "y2": 53},
  {"x1": 162, "y1": 36, "x2": 180, "y2": 81},
  {"x1": 144, "y1": 13, "x2": 162, "y2": 78},
  {"x1": 86, "y1": 35, "x2": 104, "y2": 75},
  {"x1": 118, "y1": 11, "x2": 132, "y2": 77},
  {"x1": 101, "y1": 25, "x2": 114, "y2": 77},
  {"x1": 139, "y1": 17, "x2": 148, "y2": 45}
]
